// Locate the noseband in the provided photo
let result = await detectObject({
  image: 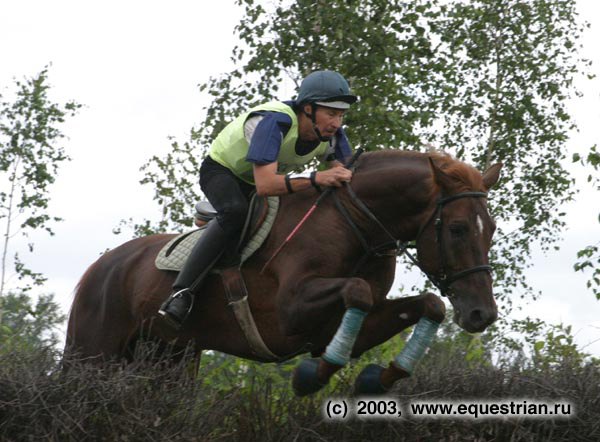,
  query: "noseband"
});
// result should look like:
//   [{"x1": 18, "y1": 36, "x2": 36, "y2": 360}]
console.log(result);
[{"x1": 332, "y1": 185, "x2": 492, "y2": 300}]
